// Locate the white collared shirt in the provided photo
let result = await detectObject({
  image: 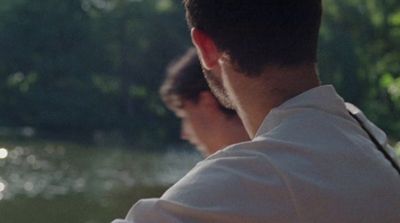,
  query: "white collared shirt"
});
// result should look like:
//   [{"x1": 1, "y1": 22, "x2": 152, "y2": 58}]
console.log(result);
[{"x1": 113, "y1": 85, "x2": 400, "y2": 223}]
